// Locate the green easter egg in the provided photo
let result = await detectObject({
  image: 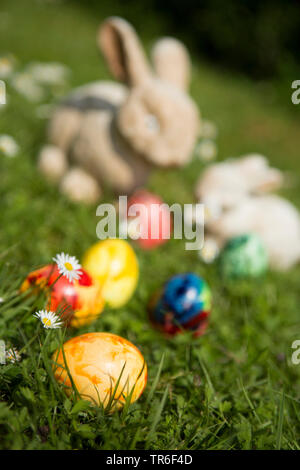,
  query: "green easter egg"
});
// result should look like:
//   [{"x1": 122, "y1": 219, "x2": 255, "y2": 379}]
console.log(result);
[{"x1": 219, "y1": 233, "x2": 268, "y2": 279}]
